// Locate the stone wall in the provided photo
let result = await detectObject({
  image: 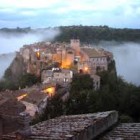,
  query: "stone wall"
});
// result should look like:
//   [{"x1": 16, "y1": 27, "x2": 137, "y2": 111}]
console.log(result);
[
  {"x1": 84, "y1": 110, "x2": 118, "y2": 140},
  {"x1": 0, "y1": 113, "x2": 31, "y2": 138}
]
